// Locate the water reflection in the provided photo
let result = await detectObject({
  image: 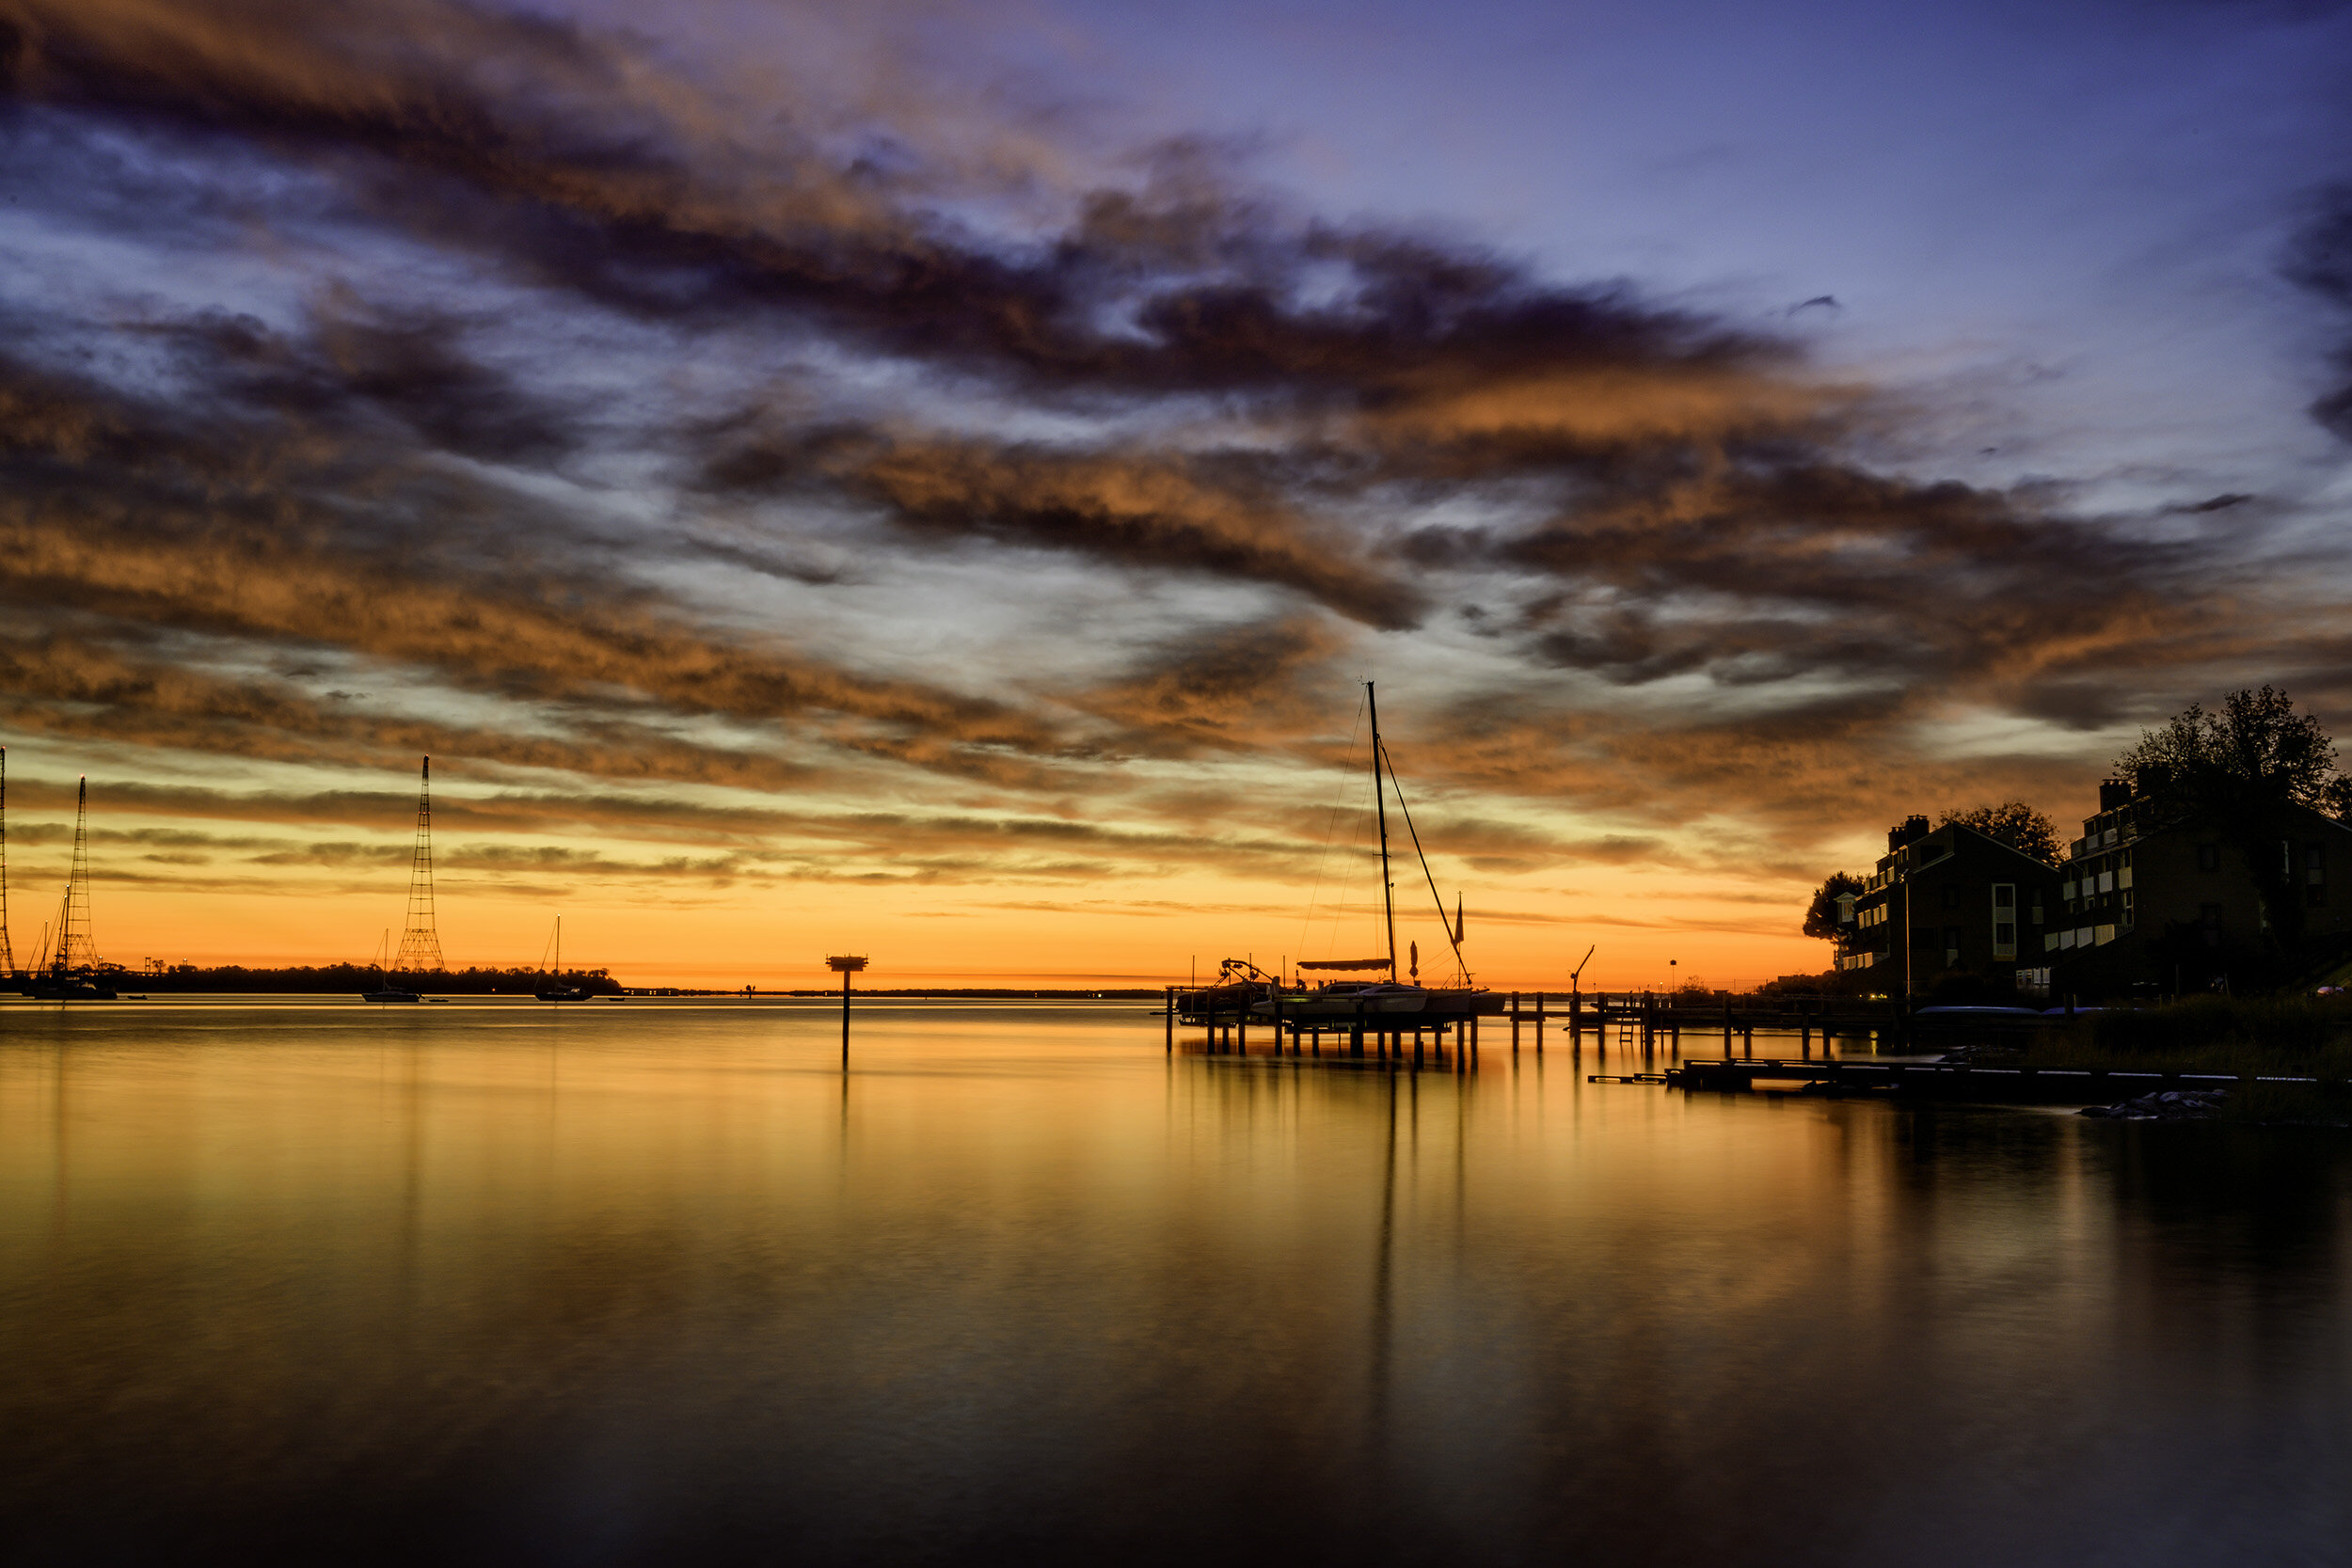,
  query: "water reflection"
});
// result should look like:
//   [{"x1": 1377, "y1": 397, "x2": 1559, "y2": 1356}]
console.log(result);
[{"x1": 1, "y1": 998, "x2": 2347, "y2": 1564}]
